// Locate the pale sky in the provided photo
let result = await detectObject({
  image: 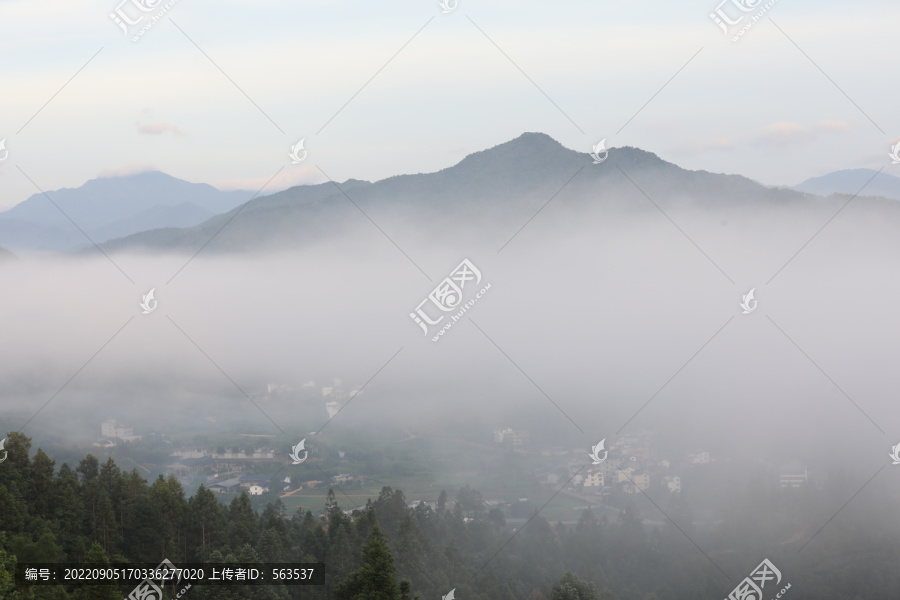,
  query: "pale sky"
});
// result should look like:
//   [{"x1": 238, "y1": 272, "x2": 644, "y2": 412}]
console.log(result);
[{"x1": 0, "y1": 0, "x2": 897, "y2": 210}]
